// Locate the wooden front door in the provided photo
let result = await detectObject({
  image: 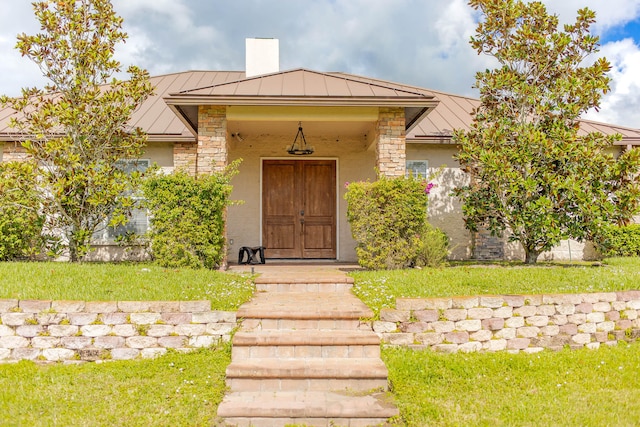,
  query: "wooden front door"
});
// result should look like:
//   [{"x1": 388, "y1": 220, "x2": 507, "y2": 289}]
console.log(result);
[{"x1": 262, "y1": 160, "x2": 336, "y2": 259}]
